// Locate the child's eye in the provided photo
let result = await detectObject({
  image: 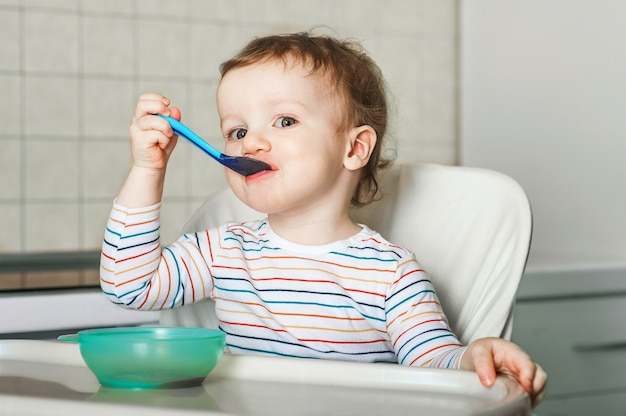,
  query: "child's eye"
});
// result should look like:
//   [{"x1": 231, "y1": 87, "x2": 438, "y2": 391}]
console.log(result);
[
  {"x1": 274, "y1": 117, "x2": 297, "y2": 128},
  {"x1": 228, "y1": 128, "x2": 247, "y2": 140}
]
